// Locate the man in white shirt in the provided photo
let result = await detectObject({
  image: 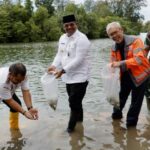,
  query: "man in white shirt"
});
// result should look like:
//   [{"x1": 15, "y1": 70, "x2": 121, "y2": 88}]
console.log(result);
[
  {"x1": 0, "y1": 63, "x2": 38, "y2": 129},
  {"x1": 48, "y1": 14, "x2": 90, "y2": 133}
]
